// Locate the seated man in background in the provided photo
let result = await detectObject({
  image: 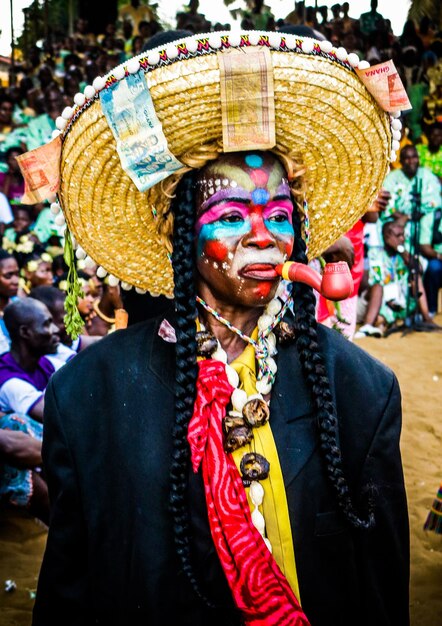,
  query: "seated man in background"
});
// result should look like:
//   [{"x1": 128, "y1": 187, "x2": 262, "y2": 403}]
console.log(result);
[
  {"x1": 0, "y1": 297, "x2": 57, "y2": 524},
  {"x1": 0, "y1": 298, "x2": 62, "y2": 421},
  {"x1": 356, "y1": 219, "x2": 434, "y2": 336}
]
